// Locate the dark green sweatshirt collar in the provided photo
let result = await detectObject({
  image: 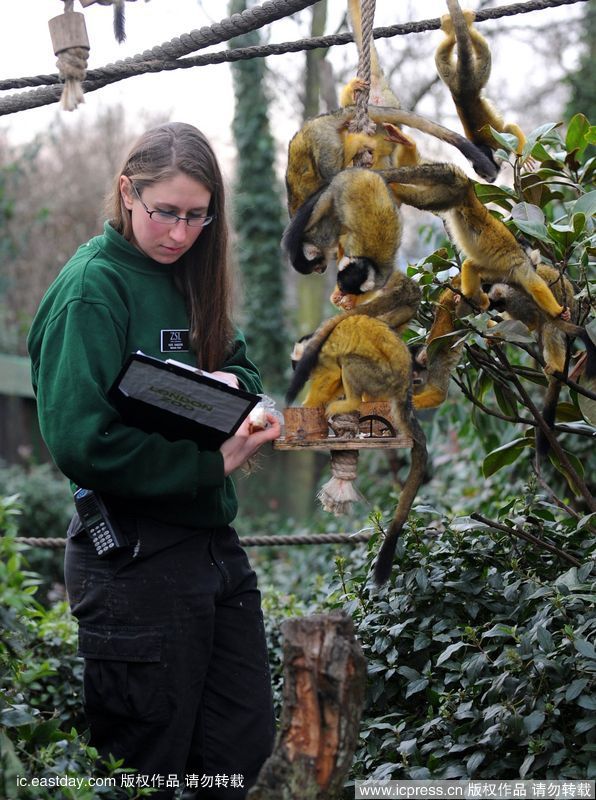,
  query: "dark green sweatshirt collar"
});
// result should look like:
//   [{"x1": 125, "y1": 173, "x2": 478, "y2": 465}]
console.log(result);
[{"x1": 99, "y1": 221, "x2": 178, "y2": 276}]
